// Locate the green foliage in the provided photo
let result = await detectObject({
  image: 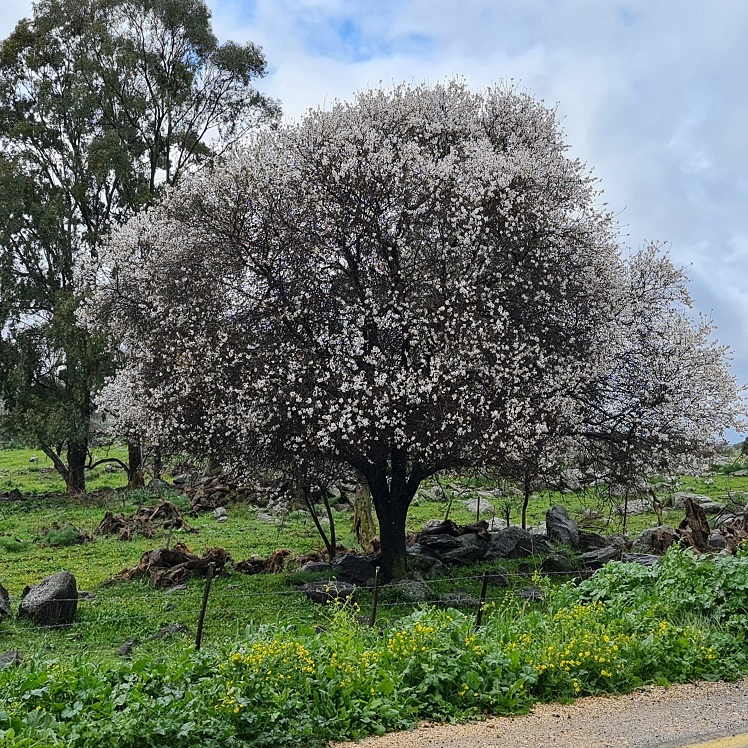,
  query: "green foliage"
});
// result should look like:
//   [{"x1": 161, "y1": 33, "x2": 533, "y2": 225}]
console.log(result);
[
  {"x1": 0, "y1": 0, "x2": 278, "y2": 490},
  {"x1": 3, "y1": 550, "x2": 748, "y2": 746},
  {"x1": 43, "y1": 525, "x2": 86, "y2": 547}
]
